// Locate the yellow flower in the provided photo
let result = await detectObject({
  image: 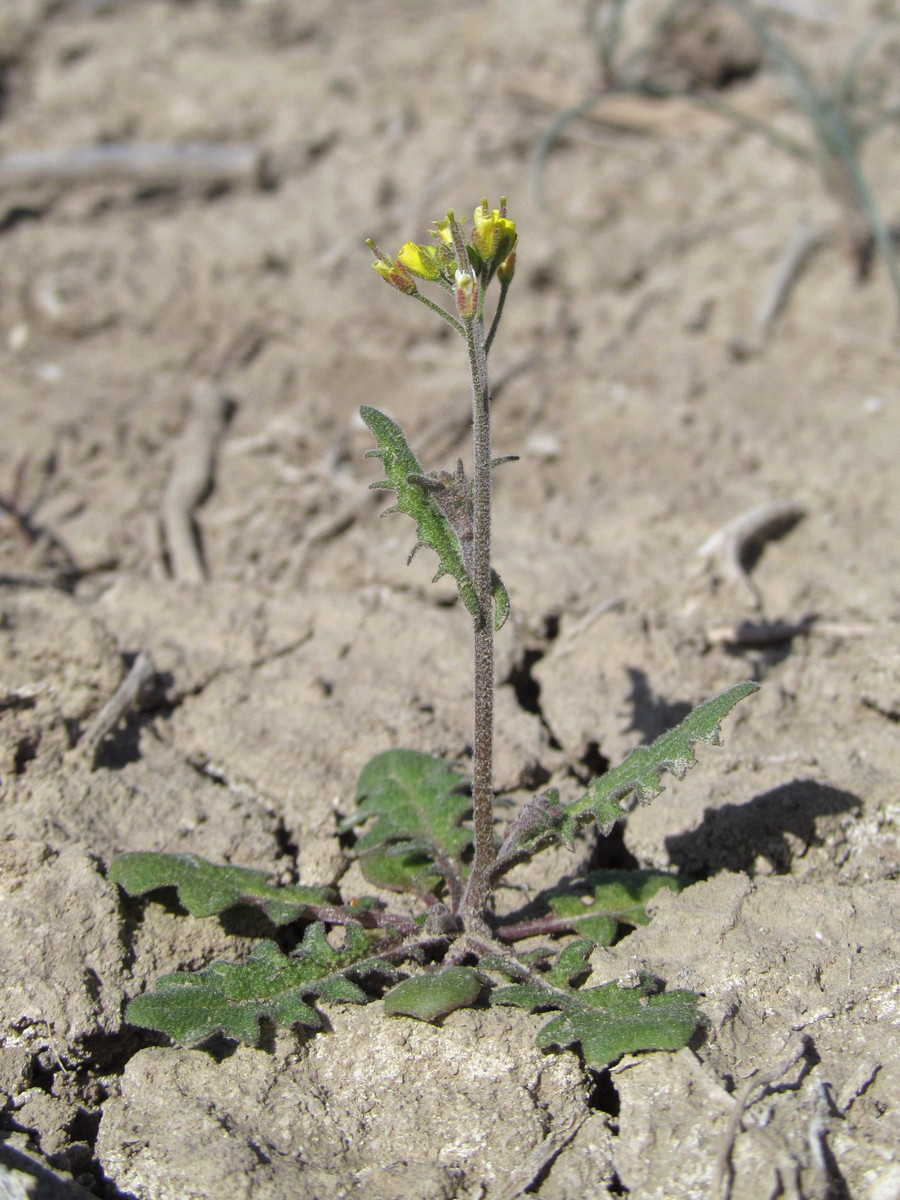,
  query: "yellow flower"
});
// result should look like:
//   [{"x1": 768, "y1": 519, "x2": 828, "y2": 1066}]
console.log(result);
[
  {"x1": 431, "y1": 216, "x2": 459, "y2": 246},
  {"x1": 397, "y1": 241, "x2": 441, "y2": 281},
  {"x1": 371, "y1": 256, "x2": 418, "y2": 295},
  {"x1": 472, "y1": 198, "x2": 517, "y2": 264}
]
